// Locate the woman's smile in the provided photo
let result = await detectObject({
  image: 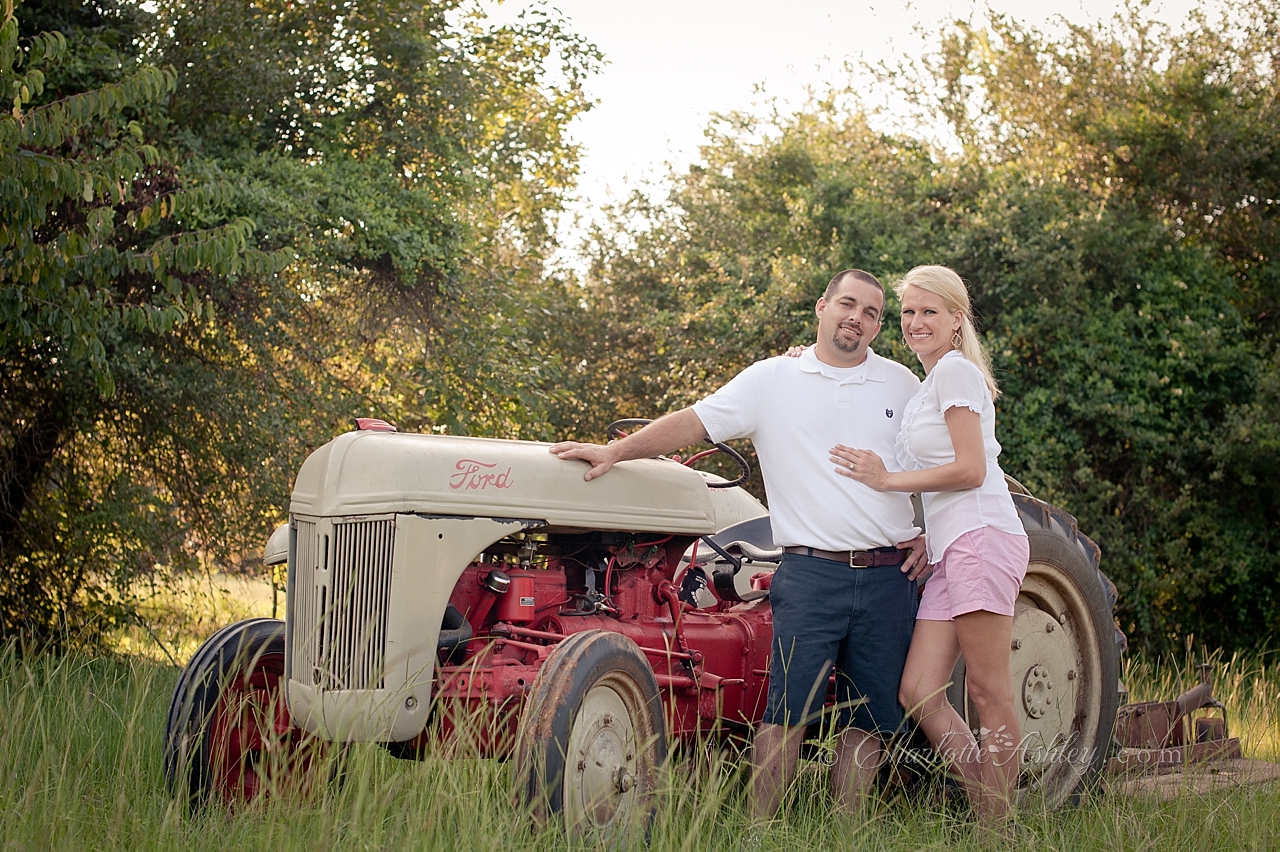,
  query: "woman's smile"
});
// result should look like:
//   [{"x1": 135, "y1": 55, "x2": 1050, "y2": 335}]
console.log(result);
[{"x1": 899, "y1": 285, "x2": 962, "y2": 369}]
